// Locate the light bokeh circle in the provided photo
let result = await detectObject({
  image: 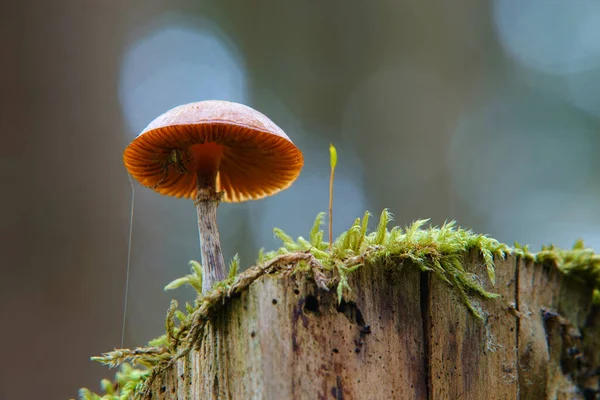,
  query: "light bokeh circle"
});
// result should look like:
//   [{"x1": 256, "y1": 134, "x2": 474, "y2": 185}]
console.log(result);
[{"x1": 119, "y1": 12, "x2": 248, "y2": 135}]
